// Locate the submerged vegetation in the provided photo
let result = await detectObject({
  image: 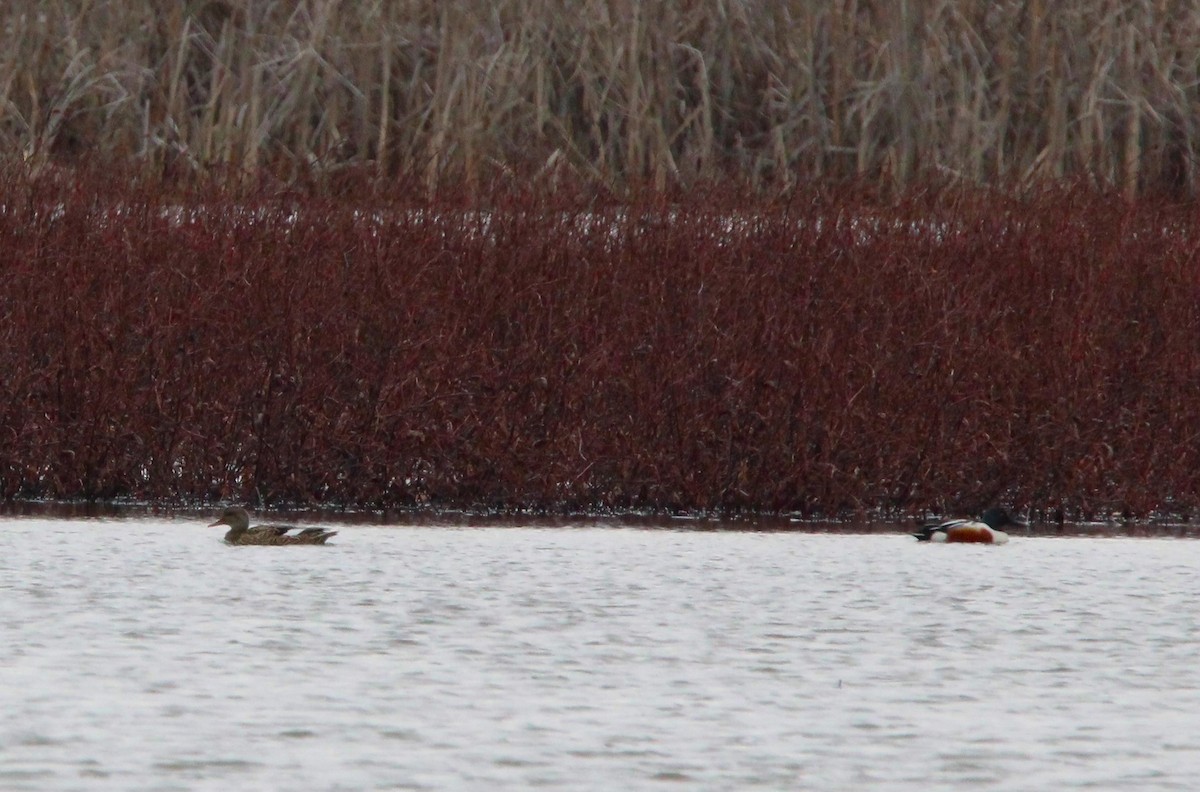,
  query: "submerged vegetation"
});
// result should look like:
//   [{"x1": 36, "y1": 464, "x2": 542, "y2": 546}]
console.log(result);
[{"x1": 0, "y1": 170, "x2": 1197, "y2": 521}]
